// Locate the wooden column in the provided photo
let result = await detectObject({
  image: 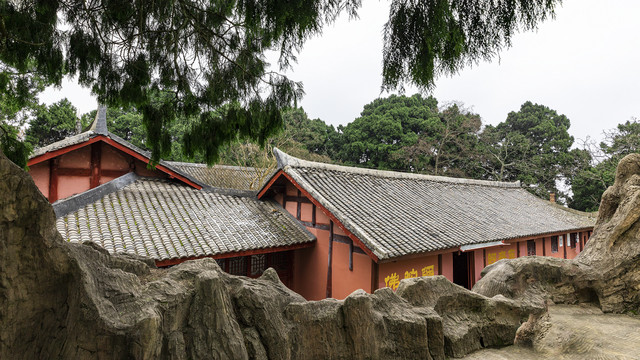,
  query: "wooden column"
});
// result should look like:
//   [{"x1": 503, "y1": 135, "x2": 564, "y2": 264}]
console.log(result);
[
  {"x1": 312, "y1": 204, "x2": 316, "y2": 227},
  {"x1": 326, "y1": 220, "x2": 334, "y2": 298},
  {"x1": 349, "y1": 240, "x2": 354, "y2": 271},
  {"x1": 371, "y1": 260, "x2": 379, "y2": 293},
  {"x1": 48, "y1": 158, "x2": 59, "y2": 203},
  {"x1": 516, "y1": 242, "x2": 521, "y2": 258},
  {"x1": 579, "y1": 232, "x2": 584, "y2": 252},
  {"x1": 90, "y1": 142, "x2": 102, "y2": 188},
  {"x1": 438, "y1": 254, "x2": 443, "y2": 275},
  {"x1": 296, "y1": 190, "x2": 301, "y2": 220},
  {"x1": 542, "y1": 238, "x2": 546, "y2": 256},
  {"x1": 563, "y1": 234, "x2": 568, "y2": 259}
]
